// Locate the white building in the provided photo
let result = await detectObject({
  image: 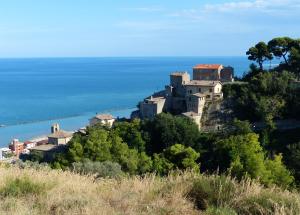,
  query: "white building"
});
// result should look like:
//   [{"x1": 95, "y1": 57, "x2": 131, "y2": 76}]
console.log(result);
[
  {"x1": 0, "y1": 148, "x2": 12, "y2": 160},
  {"x1": 89, "y1": 114, "x2": 115, "y2": 127}
]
